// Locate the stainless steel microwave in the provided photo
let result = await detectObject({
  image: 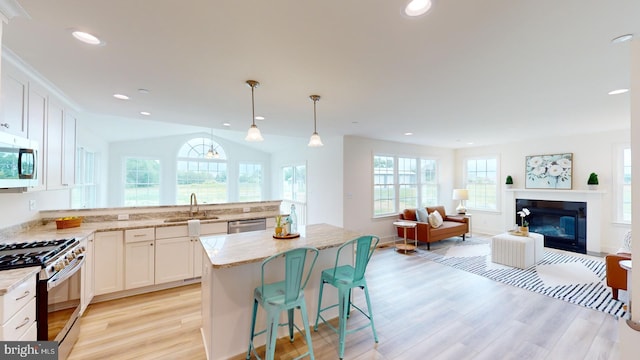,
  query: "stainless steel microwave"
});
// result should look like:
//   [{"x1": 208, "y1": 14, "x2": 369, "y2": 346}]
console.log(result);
[{"x1": 0, "y1": 131, "x2": 38, "y2": 189}]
